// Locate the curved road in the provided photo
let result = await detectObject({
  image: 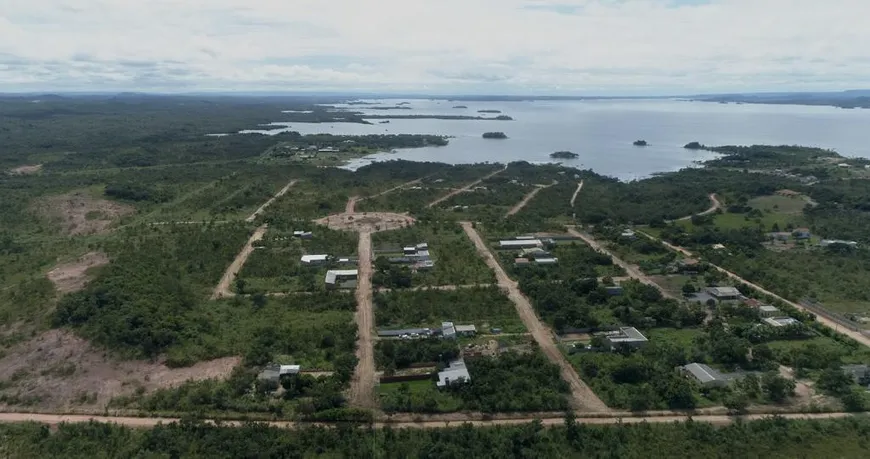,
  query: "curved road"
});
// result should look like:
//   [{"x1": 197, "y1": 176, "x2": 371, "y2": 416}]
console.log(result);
[{"x1": 668, "y1": 194, "x2": 722, "y2": 223}]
